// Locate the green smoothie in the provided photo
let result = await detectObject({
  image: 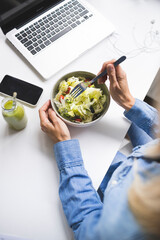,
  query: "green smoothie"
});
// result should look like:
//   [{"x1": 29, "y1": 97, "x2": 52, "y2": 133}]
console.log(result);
[{"x1": 2, "y1": 97, "x2": 27, "y2": 130}]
